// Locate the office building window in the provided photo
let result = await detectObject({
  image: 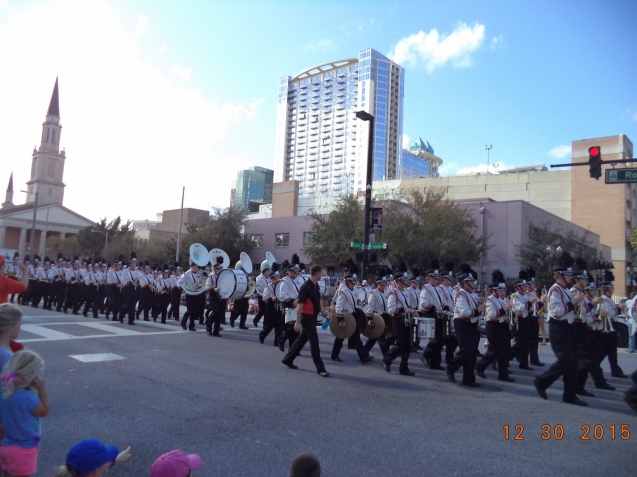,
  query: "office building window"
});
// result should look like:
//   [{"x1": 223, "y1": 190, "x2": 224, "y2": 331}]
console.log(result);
[
  {"x1": 303, "y1": 232, "x2": 316, "y2": 246},
  {"x1": 275, "y1": 233, "x2": 290, "y2": 247},
  {"x1": 251, "y1": 234, "x2": 264, "y2": 248}
]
